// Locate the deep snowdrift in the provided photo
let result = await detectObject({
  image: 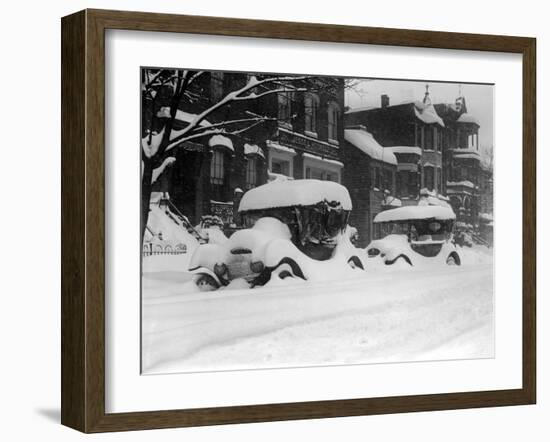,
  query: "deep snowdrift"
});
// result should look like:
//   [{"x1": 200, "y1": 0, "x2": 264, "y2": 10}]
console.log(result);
[{"x1": 142, "y1": 246, "x2": 494, "y2": 374}]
